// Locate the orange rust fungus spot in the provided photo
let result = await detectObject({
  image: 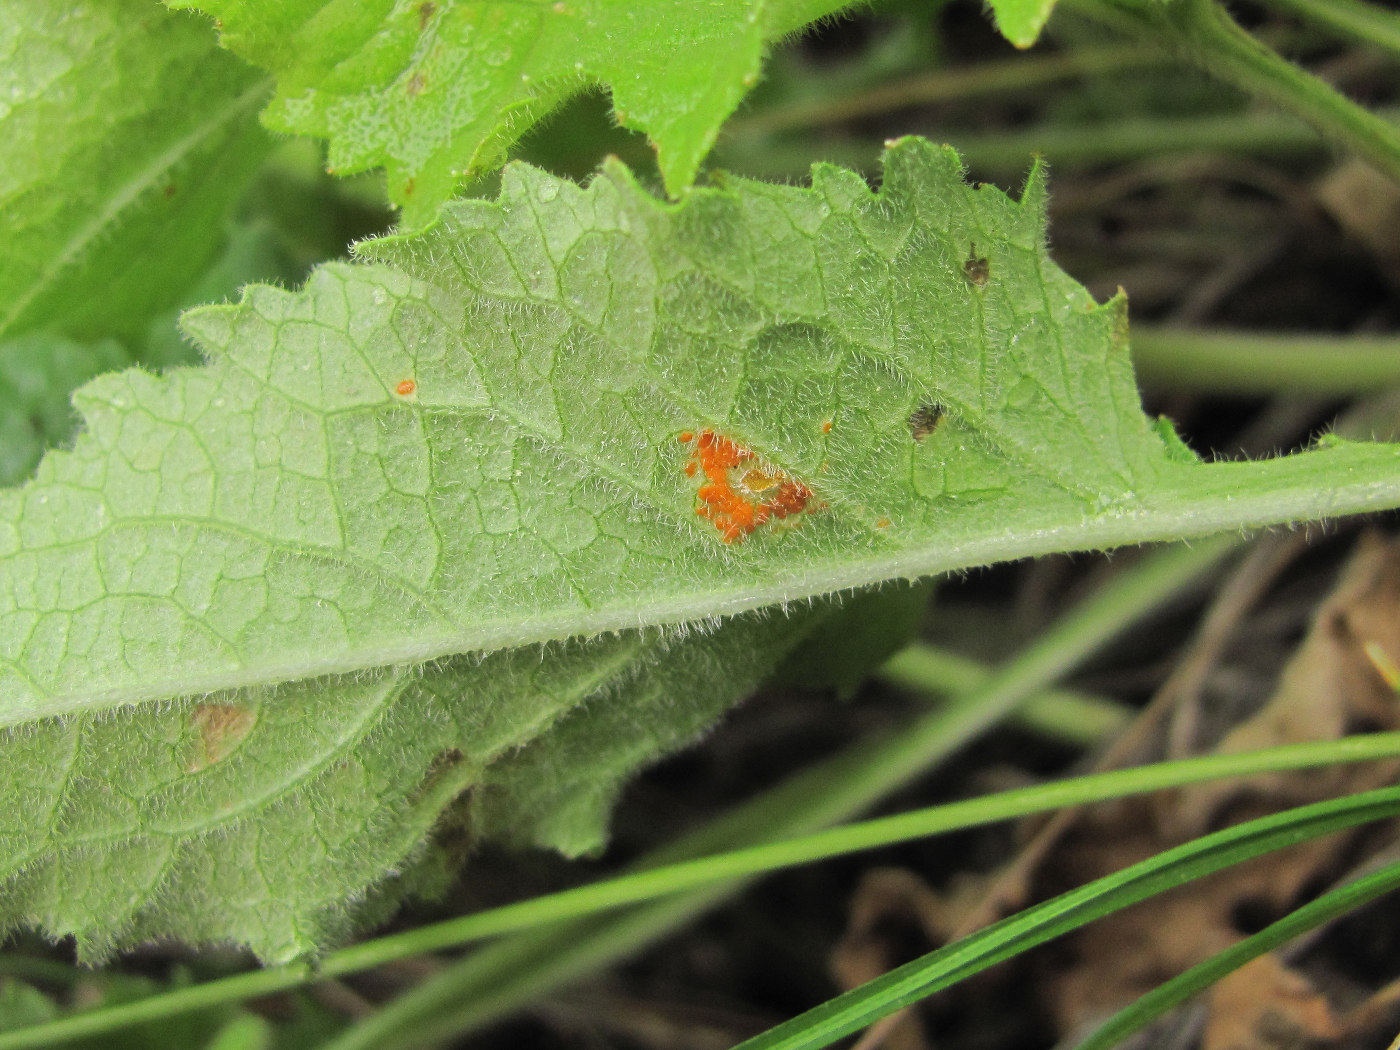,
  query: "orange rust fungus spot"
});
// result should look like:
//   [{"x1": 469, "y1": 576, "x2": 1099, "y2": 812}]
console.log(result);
[
  {"x1": 188, "y1": 703, "x2": 257, "y2": 772},
  {"x1": 679, "y1": 429, "x2": 815, "y2": 544},
  {"x1": 821, "y1": 420, "x2": 833, "y2": 434},
  {"x1": 678, "y1": 431, "x2": 694, "y2": 444},
  {"x1": 876, "y1": 517, "x2": 891, "y2": 529},
  {"x1": 396, "y1": 378, "x2": 417, "y2": 396}
]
